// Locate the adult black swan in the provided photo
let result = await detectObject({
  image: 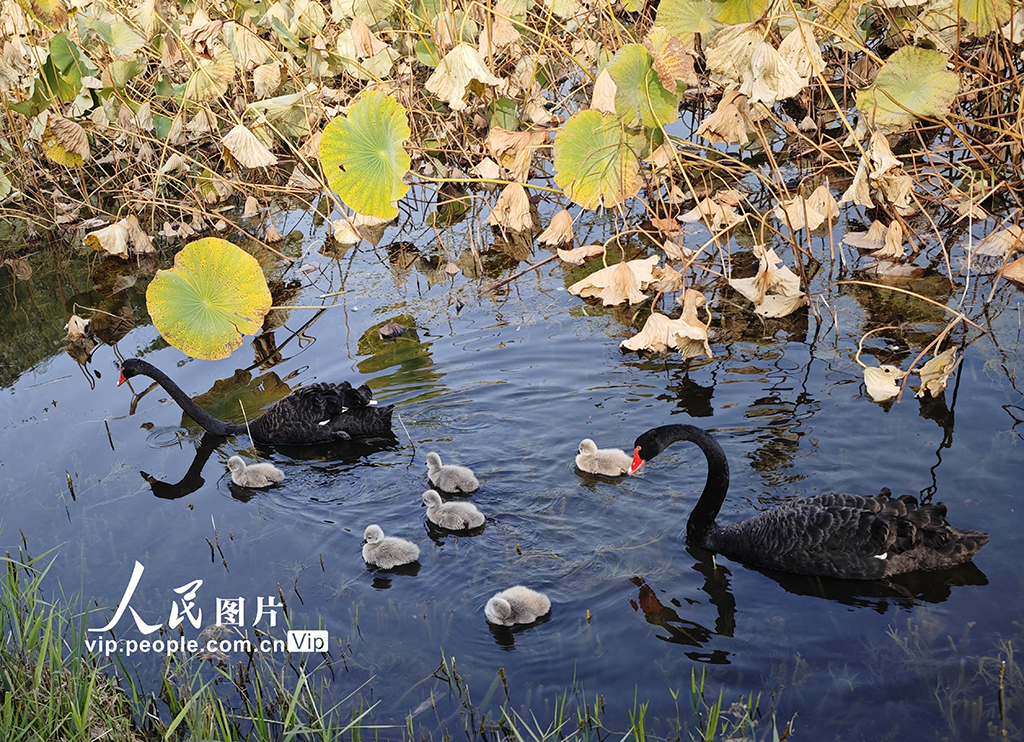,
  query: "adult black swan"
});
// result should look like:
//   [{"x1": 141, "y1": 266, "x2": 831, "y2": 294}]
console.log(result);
[
  {"x1": 629, "y1": 424, "x2": 988, "y2": 579},
  {"x1": 118, "y1": 358, "x2": 394, "y2": 445}
]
